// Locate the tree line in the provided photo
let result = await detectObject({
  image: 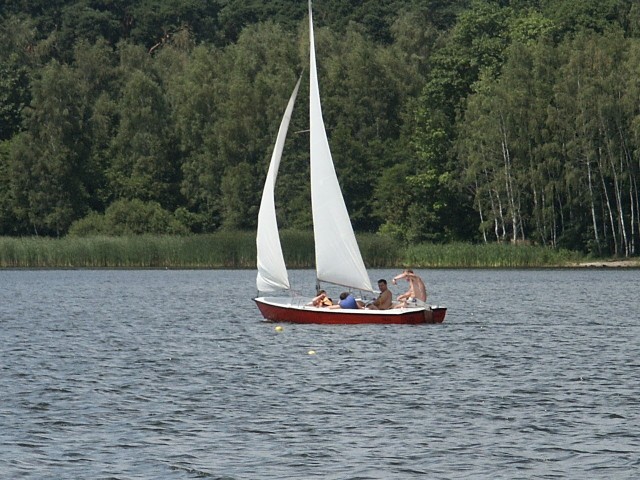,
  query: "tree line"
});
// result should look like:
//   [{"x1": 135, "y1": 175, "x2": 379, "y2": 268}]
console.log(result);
[{"x1": 1, "y1": 0, "x2": 639, "y2": 256}]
